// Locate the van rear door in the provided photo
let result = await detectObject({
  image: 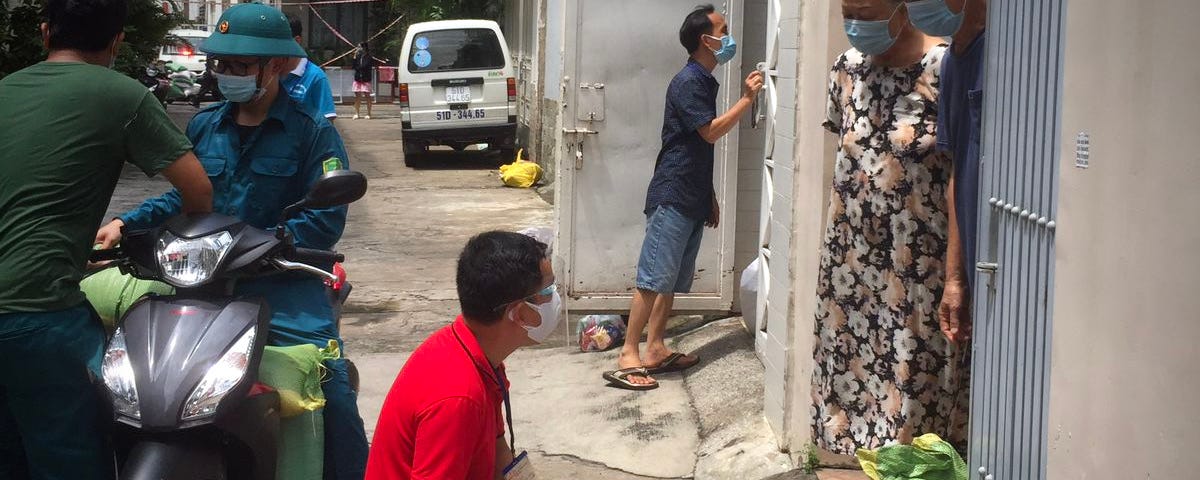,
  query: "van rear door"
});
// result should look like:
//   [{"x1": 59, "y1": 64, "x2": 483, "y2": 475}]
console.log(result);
[{"x1": 405, "y1": 27, "x2": 511, "y2": 128}]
